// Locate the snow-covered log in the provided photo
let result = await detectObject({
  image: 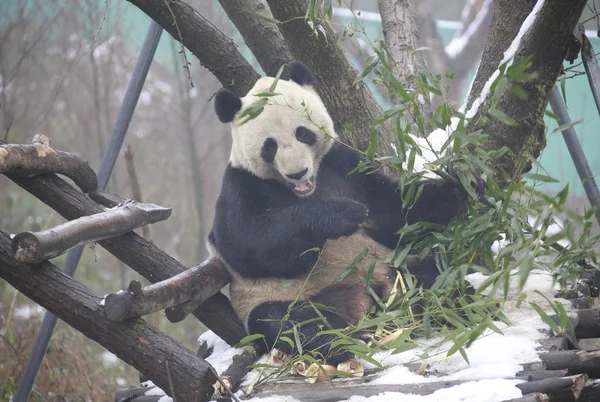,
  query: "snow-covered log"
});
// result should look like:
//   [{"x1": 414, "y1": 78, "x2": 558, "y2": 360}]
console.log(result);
[
  {"x1": 0, "y1": 134, "x2": 97, "y2": 193},
  {"x1": 0, "y1": 230, "x2": 218, "y2": 402},
  {"x1": 12, "y1": 200, "x2": 171, "y2": 264}
]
